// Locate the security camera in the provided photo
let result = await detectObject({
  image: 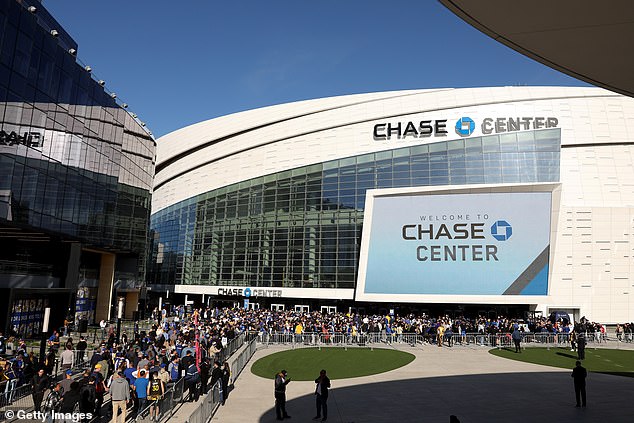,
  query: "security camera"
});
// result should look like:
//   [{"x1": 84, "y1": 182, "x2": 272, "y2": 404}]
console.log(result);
[
  {"x1": 50, "y1": 30, "x2": 59, "y2": 37},
  {"x1": 27, "y1": 6, "x2": 37, "y2": 13},
  {"x1": 68, "y1": 48, "x2": 77, "y2": 55}
]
